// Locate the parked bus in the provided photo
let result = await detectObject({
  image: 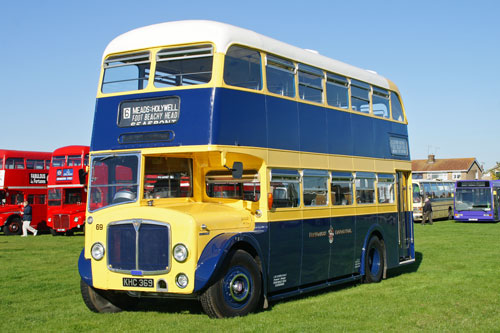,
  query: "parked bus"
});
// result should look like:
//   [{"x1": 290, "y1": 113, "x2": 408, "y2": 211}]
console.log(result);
[
  {"x1": 47, "y1": 145, "x2": 89, "y2": 235},
  {"x1": 412, "y1": 180, "x2": 455, "y2": 221},
  {"x1": 454, "y1": 180, "x2": 500, "y2": 222},
  {"x1": 0, "y1": 149, "x2": 51, "y2": 235},
  {"x1": 78, "y1": 20, "x2": 414, "y2": 318}
]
